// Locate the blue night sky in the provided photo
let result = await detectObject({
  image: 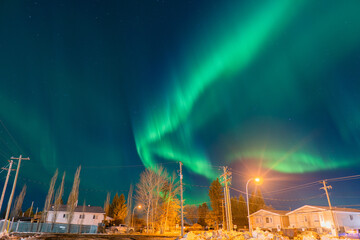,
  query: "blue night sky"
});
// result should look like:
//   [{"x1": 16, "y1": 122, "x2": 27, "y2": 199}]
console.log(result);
[{"x1": 1, "y1": 0, "x2": 360, "y2": 211}]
